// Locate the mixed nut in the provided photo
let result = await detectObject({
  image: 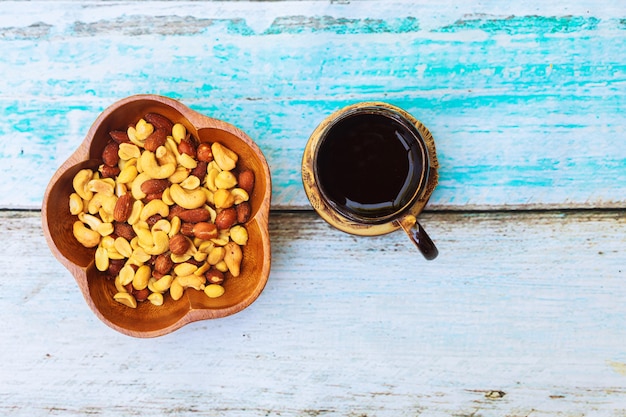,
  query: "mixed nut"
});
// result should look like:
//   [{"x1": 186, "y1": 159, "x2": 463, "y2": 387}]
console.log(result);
[{"x1": 69, "y1": 112, "x2": 255, "y2": 308}]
